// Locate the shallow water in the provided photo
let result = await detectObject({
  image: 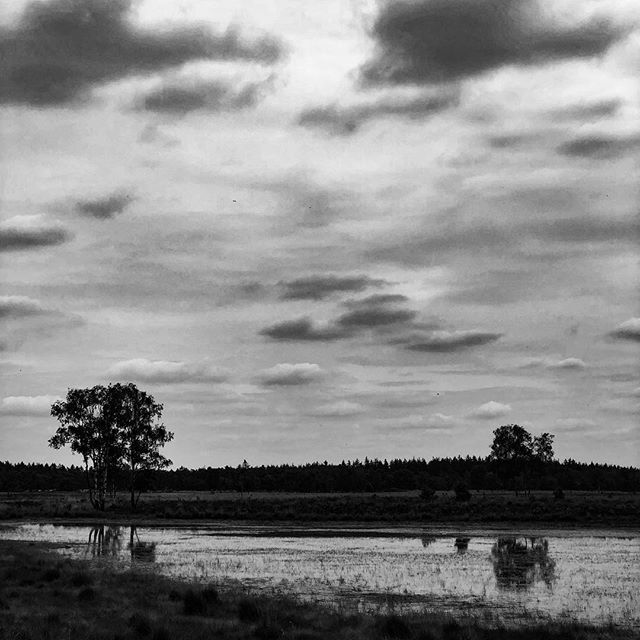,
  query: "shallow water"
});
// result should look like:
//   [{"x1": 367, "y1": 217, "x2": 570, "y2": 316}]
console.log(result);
[{"x1": 1, "y1": 523, "x2": 638, "y2": 628}]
